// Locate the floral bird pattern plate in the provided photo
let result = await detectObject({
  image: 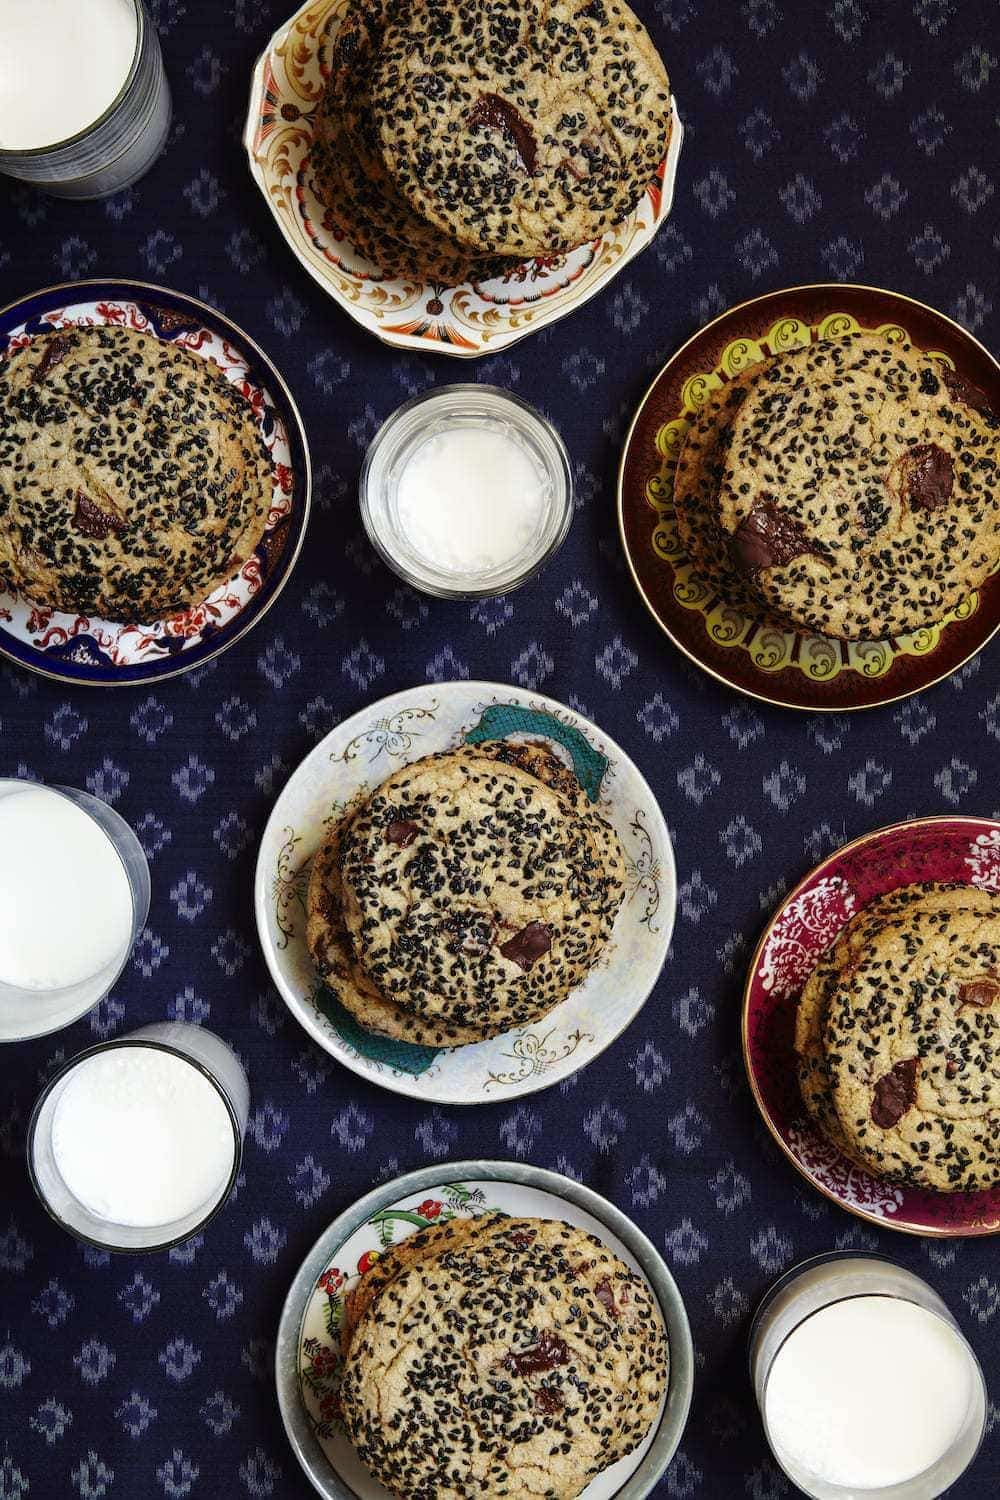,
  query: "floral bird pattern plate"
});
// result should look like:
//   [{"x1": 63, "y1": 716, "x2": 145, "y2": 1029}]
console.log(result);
[
  {"x1": 744, "y1": 816, "x2": 1000, "y2": 1236},
  {"x1": 618, "y1": 284, "x2": 1000, "y2": 712},
  {"x1": 0, "y1": 279, "x2": 311, "y2": 687},
  {"x1": 254, "y1": 681, "x2": 676, "y2": 1104},
  {"x1": 275, "y1": 1162, "x2": 694, "y2": 1500},
  {"x1": 244, "y1": 0, "x2": 683, "y2": 357}
]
